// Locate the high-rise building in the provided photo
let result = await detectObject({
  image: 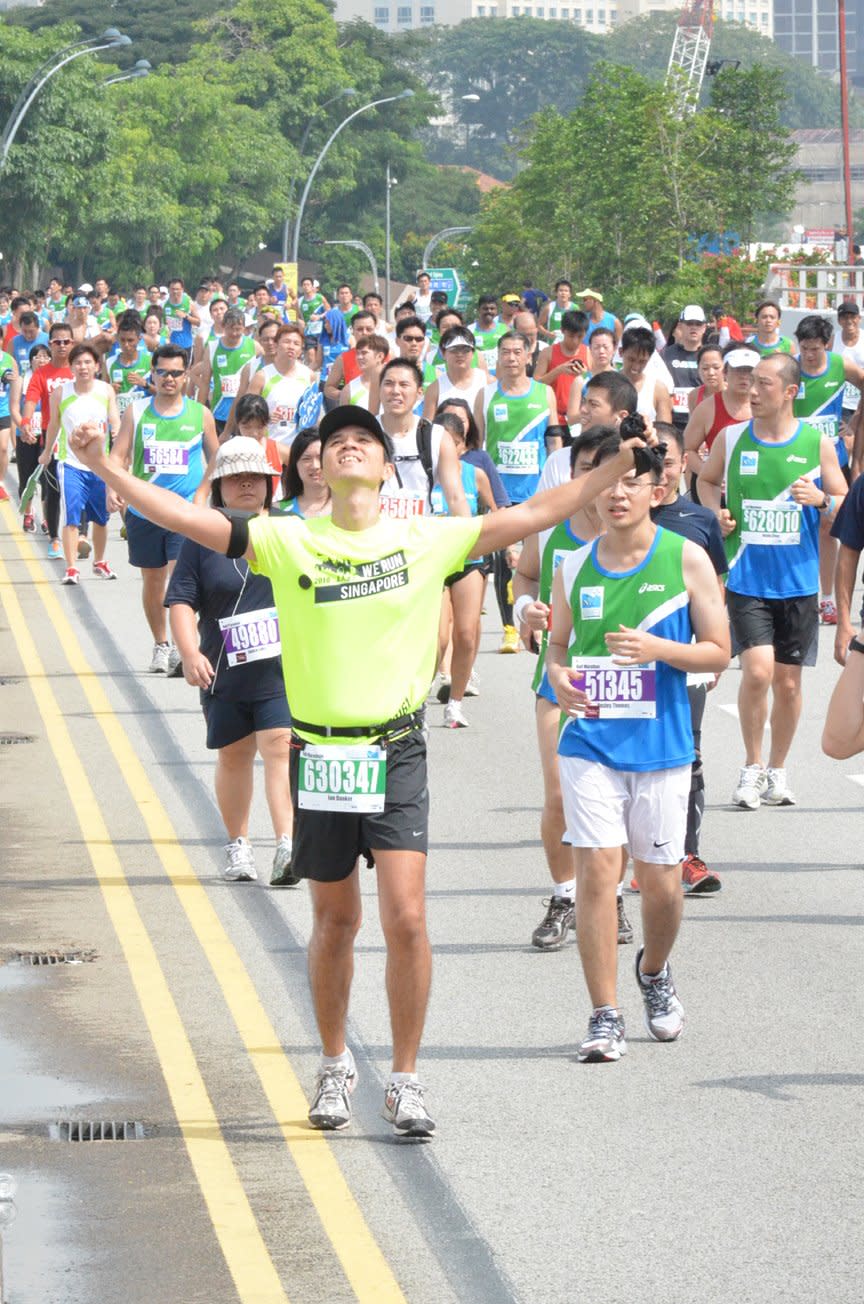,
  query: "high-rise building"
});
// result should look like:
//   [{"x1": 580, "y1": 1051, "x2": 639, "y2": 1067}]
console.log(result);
[
  {"x1": 334, "y1": 0, "x2": 771, "y2": 37},
  {"x1": 773, "y1": 0, "x2": 856, "y2": 76}
]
